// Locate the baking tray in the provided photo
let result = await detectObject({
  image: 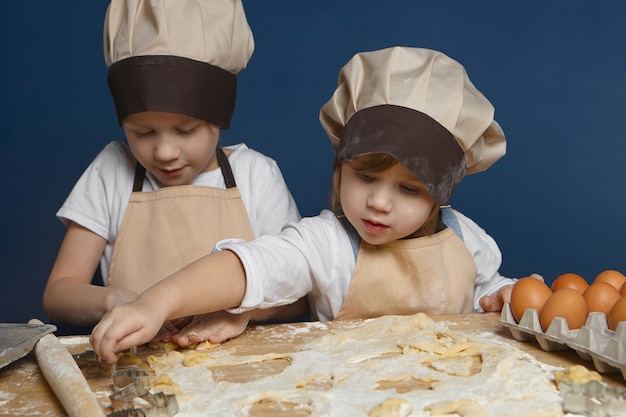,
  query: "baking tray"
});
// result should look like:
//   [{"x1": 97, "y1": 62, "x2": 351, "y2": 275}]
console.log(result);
[{"x1": 0, "y1": 322, "x2": 57, "y2": 369}]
